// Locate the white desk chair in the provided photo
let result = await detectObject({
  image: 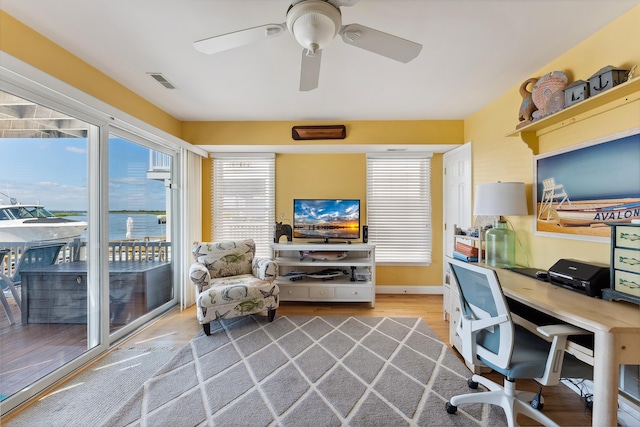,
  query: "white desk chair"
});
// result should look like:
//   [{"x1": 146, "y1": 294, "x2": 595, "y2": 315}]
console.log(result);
[{"x1": 445, "y1": 257, "x2": 592, "y2": 427}]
